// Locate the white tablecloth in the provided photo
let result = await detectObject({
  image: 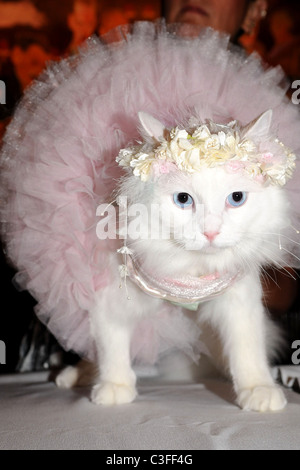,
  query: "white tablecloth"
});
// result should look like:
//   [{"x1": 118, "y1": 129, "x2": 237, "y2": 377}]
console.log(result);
[{"x1": 0, "y1": 366, "x2": 299, "y2": 450}]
